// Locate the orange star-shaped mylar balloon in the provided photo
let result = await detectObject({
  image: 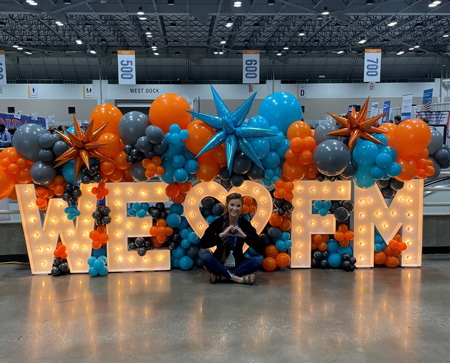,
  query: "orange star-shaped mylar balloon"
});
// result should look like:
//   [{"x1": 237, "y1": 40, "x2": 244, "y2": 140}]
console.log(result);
[
  {"x1": 326, "y1": 97, "x2": 387, "y2": 152},
  {"x1": 54, "y1": 115, "x2": 114, "y2": 182}
]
